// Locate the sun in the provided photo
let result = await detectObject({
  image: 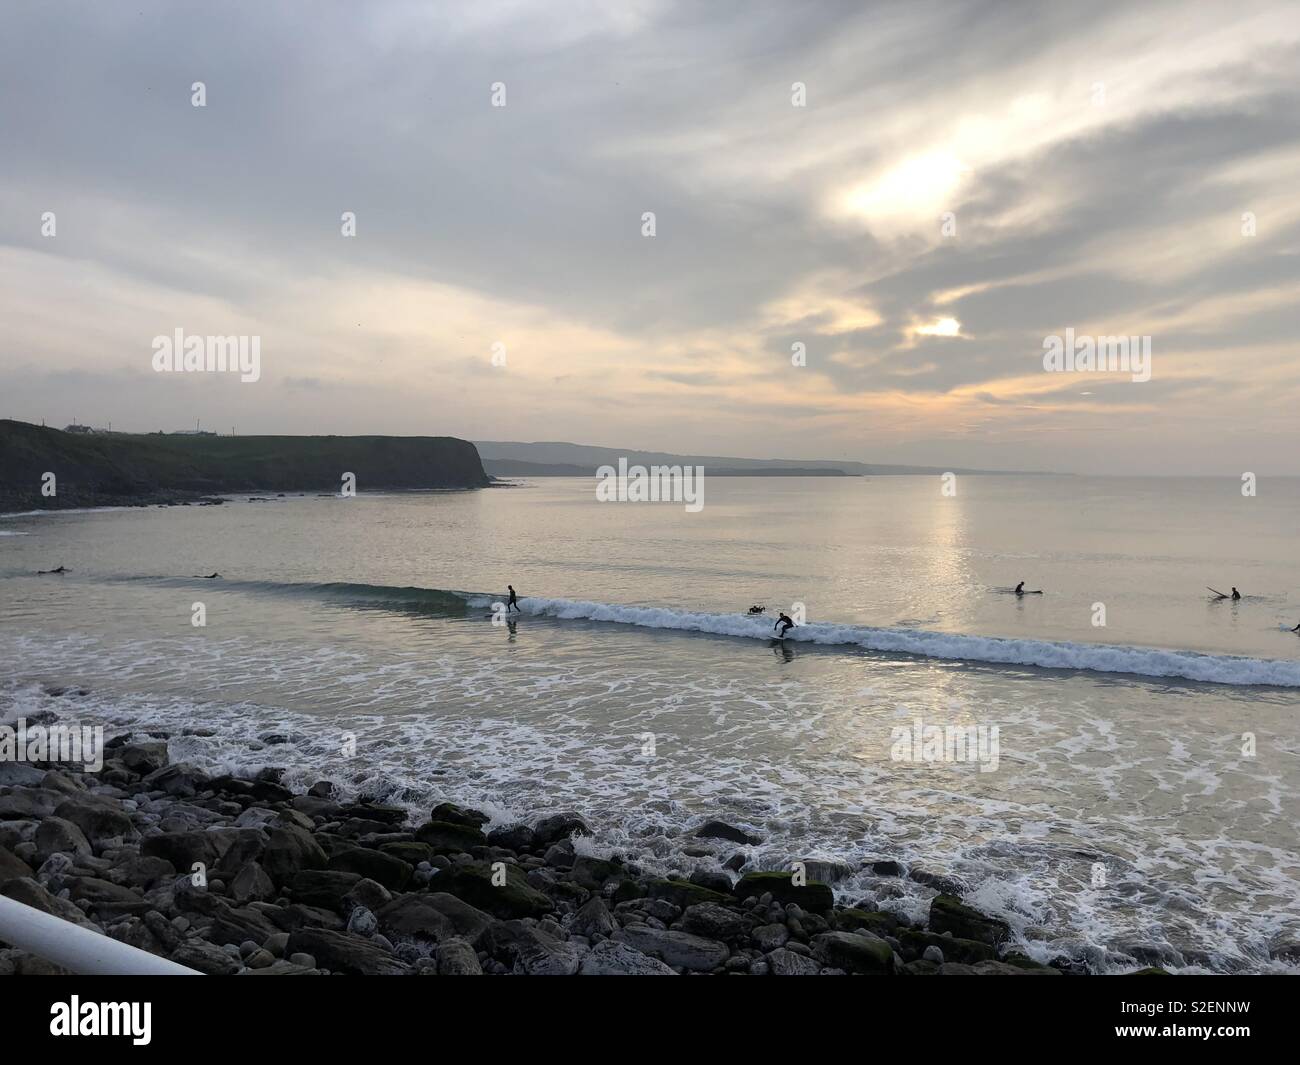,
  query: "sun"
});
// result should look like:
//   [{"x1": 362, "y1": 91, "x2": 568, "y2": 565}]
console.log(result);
[{"x1": 840, "y1": 151, "x2": 972, "y2": 231}]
